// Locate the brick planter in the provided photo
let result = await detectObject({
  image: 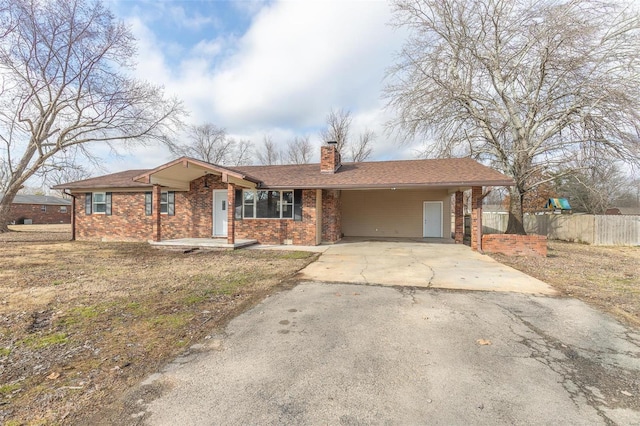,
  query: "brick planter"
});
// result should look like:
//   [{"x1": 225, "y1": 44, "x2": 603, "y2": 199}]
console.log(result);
[{"x1": 482, "y1": 234, "x2": 547, "y2": 257}]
